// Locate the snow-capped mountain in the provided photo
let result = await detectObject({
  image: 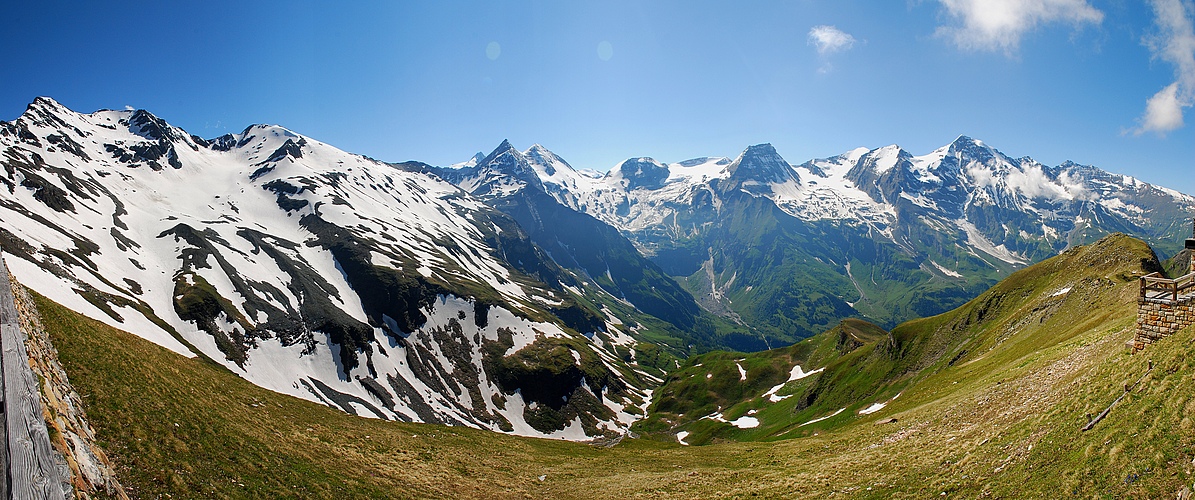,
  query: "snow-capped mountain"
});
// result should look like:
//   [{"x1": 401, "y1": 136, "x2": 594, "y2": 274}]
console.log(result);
[
  {"x1": 532, "y1": 136, "x2": 1191, "y2": 258},
  {"x1": 438, "y1": 136, "x2": 1195, "y2": 344},
  {"x1": 0, "y1": 98, "x2": 656, "y2": 440},
  {"x1": 6, "y1": 96, "x2": 1190, "y2": 440},
  {"x1": 424, "y1": 141, "x2": 732, "y2": 349}
]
